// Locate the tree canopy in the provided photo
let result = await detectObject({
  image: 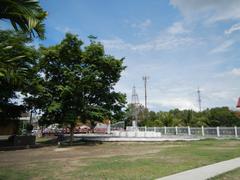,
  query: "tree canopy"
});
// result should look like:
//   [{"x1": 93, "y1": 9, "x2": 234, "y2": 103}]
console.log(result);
[{"x1": 27, "y1": 33, "x2": 126, "y2": 142}]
